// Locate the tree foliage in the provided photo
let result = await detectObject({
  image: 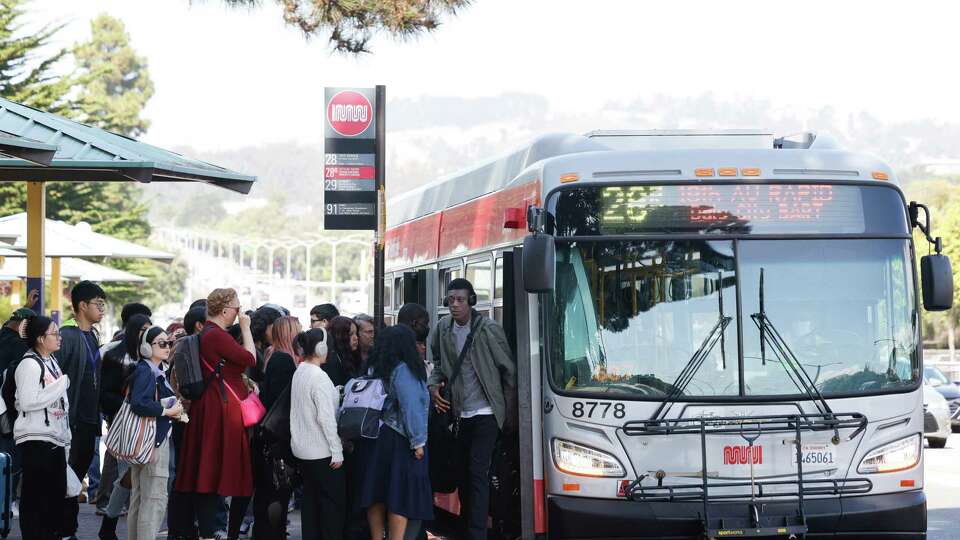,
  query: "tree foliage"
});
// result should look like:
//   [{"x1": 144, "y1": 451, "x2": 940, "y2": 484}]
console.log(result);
[
  {"x1": 223, "y1": 0, "x2": 470, "y2": 53},
  {"x1": 0, "y1": 6, "x2": 174, "y2": 310},
  {"x1": 73, "y1": 14, "x2": 155, "y2": 137}
]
